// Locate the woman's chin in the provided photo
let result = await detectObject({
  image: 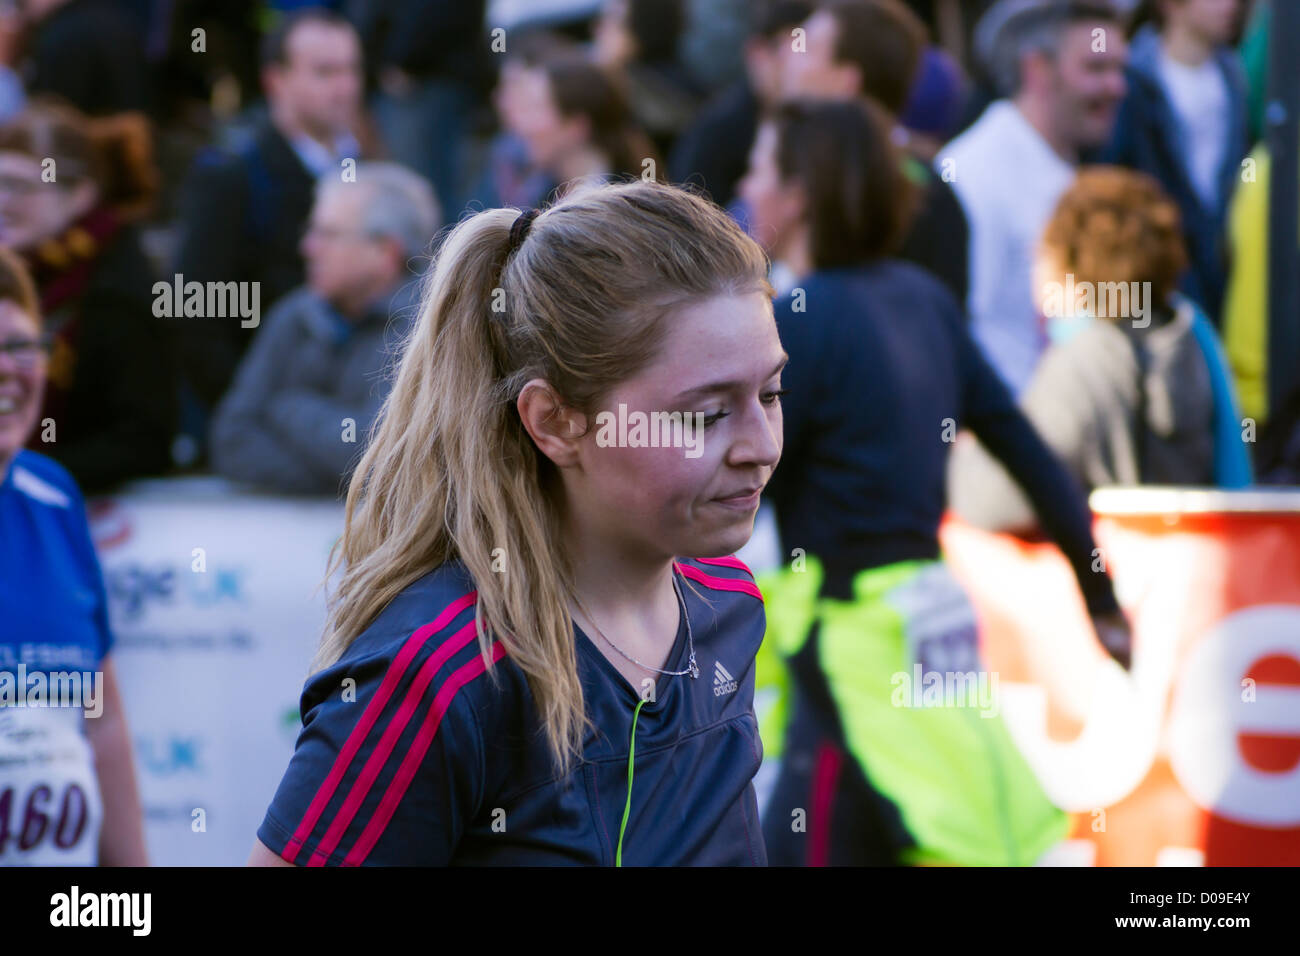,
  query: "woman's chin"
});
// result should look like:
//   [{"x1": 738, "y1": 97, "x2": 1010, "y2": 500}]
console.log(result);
[
  {"x1": 0, "y1": 415, "x2": 35, "y2": 458},
  {"x1": 686, "y1": 518, "x2": 755, "y2": 559}
]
